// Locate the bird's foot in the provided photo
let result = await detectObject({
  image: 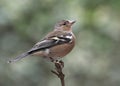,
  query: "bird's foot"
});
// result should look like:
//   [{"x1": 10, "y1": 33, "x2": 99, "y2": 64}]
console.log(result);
[{"x1": 51, "y1": 60, "x2": 65, "y2": 78}]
